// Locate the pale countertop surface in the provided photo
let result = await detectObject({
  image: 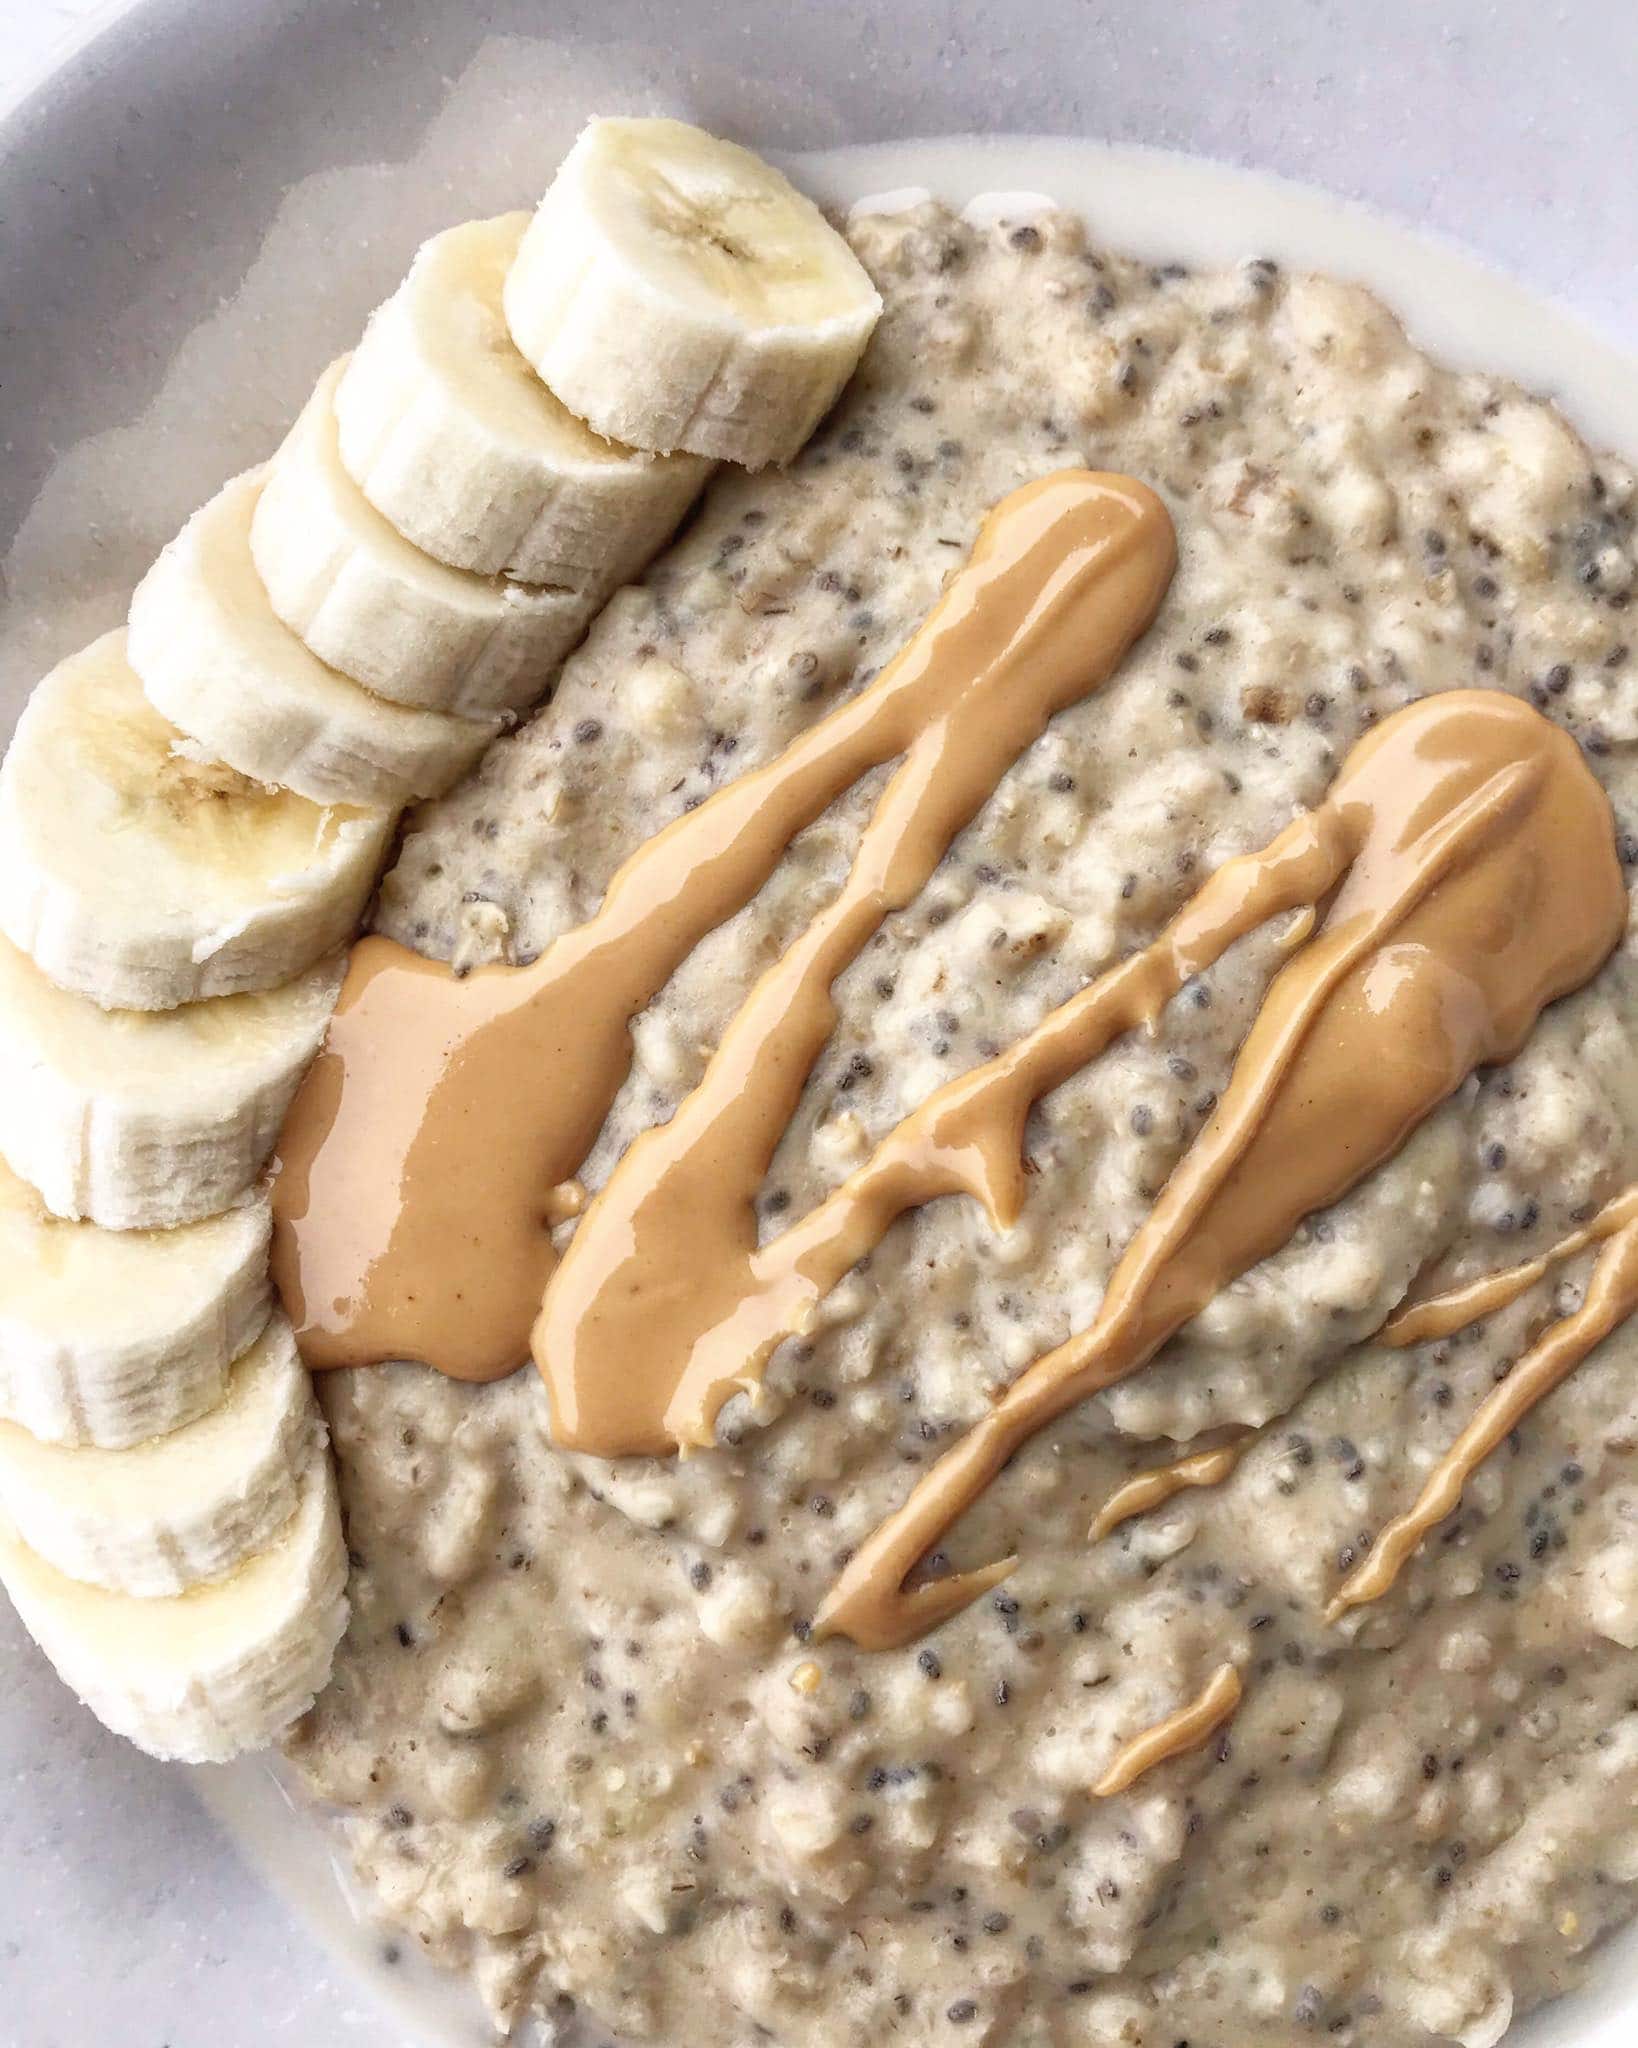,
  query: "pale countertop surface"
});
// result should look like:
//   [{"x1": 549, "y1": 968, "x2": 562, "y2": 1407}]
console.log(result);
[{"x1": 1, "y1": 5, "x2": 1635, "y2": 2048}]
